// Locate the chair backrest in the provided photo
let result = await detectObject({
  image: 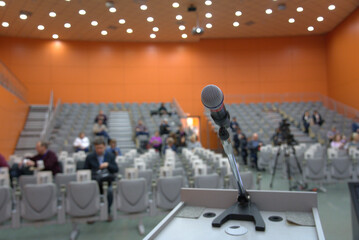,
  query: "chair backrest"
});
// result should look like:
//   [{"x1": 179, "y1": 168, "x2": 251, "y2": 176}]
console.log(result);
[
  {"x1": 76, "y1": 170, "x2": 92, "y2": 182},
  {"x1": 172, "y1": 168, "x2": 184, "y2": 176},
  {"x1": 36, "y1": 171, "x2": 53, "y2": 184},
  {"x1": 116, "y1": 178, "x2": 148, "y2": 213},
  {"x1": 229, "y1": 172, "x2": 254, "y2": 190},
  {"x1": 194, "y1": 173, "x2": 220, "y2": 189},
  {"x1": 159, "y1": 167, "x2": 173, "y2": 177},
  {"x1": 305, "y1": 159, "x2": 326, "y2": 180},
  {"x1": 194, "y1": 164, "x2": 207, "y2": 176},
  {"x1": 0, "y1": 186, "x2": 12, "y2": 224},
  {"x1": 19, "y1": 175, "x2": 37, "y2": 190},
  {"x1": 66, "y1": 181, "x2": 100, "y2": 217},
  {"x1": 156, "y1": 176, "x2": 183, "y2": 210},
  {"x1": 0, "y1": 168, "x2": 10, "y2": 187},
  {"x1": 134, "y1": 161, "x2": 146, "y2": 171},
  {"x1": 138, "y1": 170, "x2": 153, "y2": 191},
  {"x1": 21, "y1": 183, "x2": 57, "y2": 221},
  {"x1": 125, "y1": 168, "x2": 139, "y2": 179},
  {"x1": 55, "y1": 173, "x2": 76, "y2": 190}
]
